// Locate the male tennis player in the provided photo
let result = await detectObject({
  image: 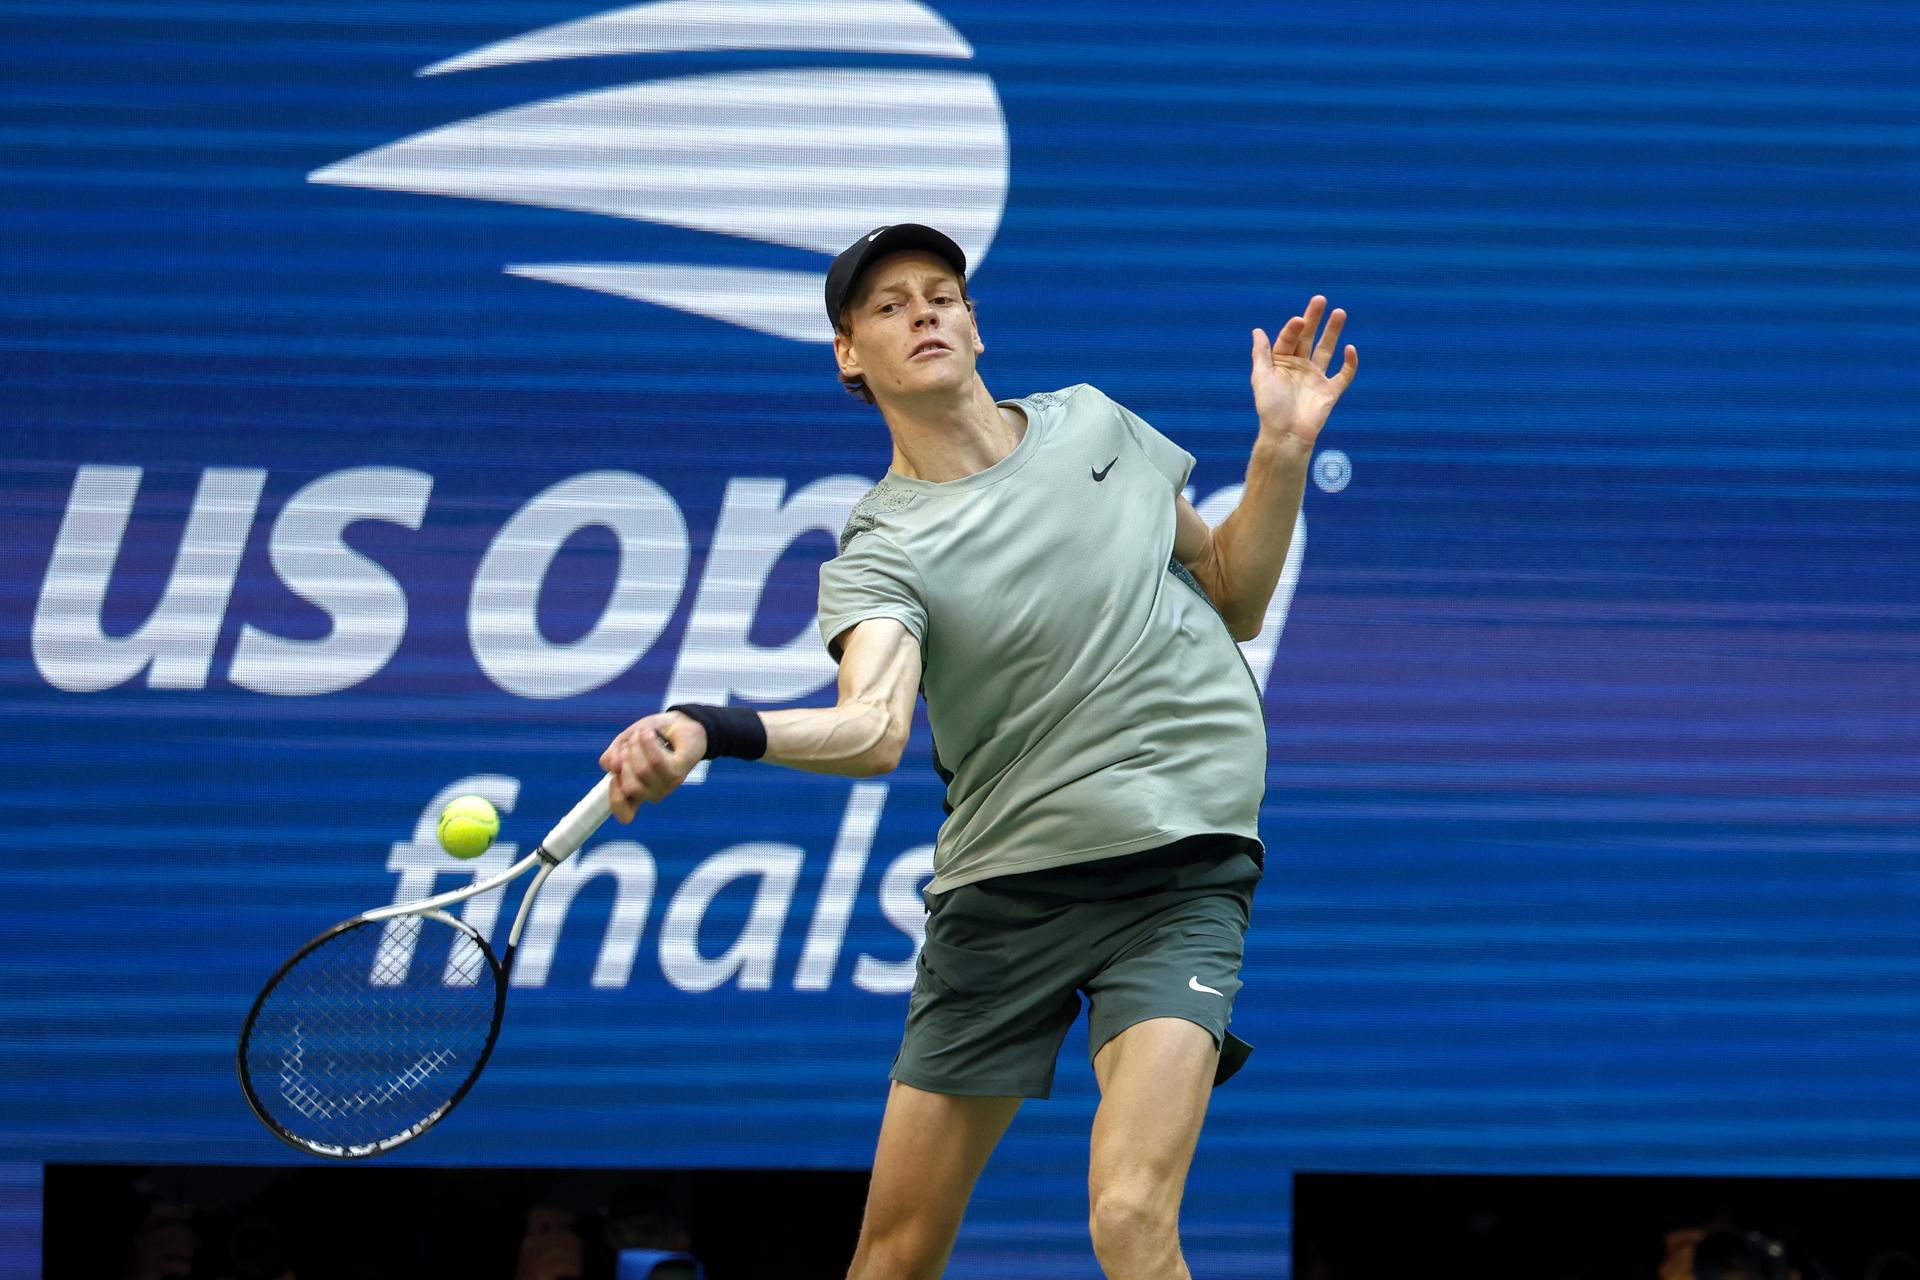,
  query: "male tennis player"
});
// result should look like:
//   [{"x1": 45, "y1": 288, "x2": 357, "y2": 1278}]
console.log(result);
[{"x1": 599, "y1": 224, "x2": 1357, "y2": 1279}]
